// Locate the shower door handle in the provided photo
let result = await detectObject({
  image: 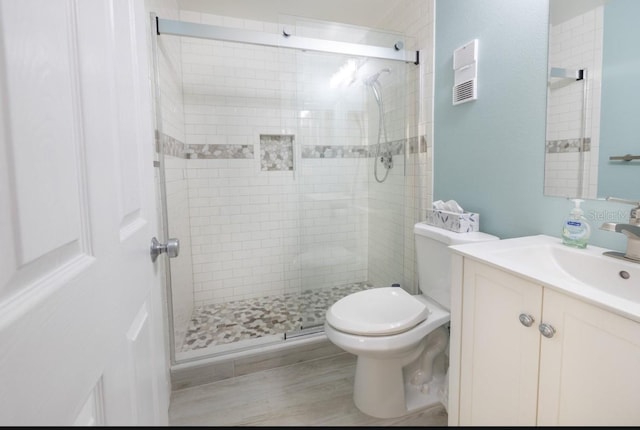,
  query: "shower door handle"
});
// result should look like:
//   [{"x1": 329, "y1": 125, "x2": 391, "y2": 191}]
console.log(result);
[{"x1": 150, "y1": 237, "x2": 180, "y2": 262}]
